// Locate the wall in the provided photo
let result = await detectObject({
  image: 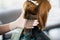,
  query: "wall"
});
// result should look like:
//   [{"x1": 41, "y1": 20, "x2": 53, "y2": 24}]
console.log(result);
[{"x1": 46, "y1": 0, "x2": 60, "y2": 26}]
